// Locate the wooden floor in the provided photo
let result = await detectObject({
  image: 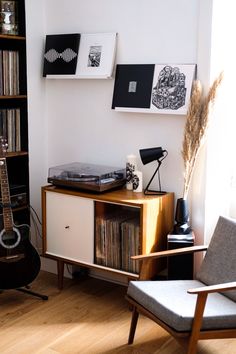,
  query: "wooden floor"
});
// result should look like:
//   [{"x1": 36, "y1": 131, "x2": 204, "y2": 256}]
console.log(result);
[{"x1": 0, "y1": 271, "x2": 236, "y2": 354}]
